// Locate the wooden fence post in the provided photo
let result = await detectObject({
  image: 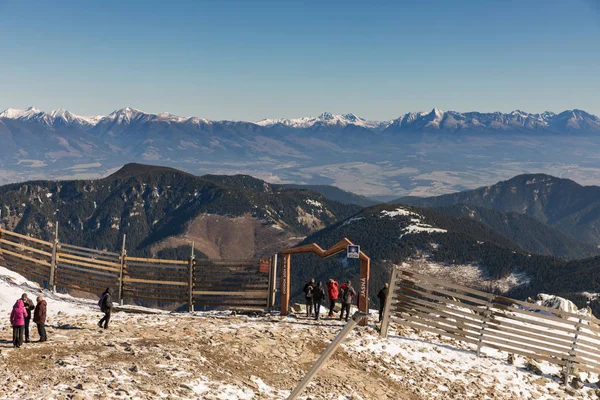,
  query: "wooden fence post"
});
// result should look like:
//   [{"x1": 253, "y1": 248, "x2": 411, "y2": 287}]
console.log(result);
[
  {"x1": 476, "y1": 293, "x2": 494, "y2": 357},
  {"x1": 49, "y1": 222, "x2": 59, "y2": 292},
  {"x1": 380, "y1": 266, "x2": 398, "y2": 338},
  {"x1": 563, "y1": 316, "x2": 584, "y2": 383},
  {"x1": 118, "y1": 234, "x2": 127, "y2": 306},
  {"x1": 188, "y1": 242, "x2": 195, "y2": 313}
]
